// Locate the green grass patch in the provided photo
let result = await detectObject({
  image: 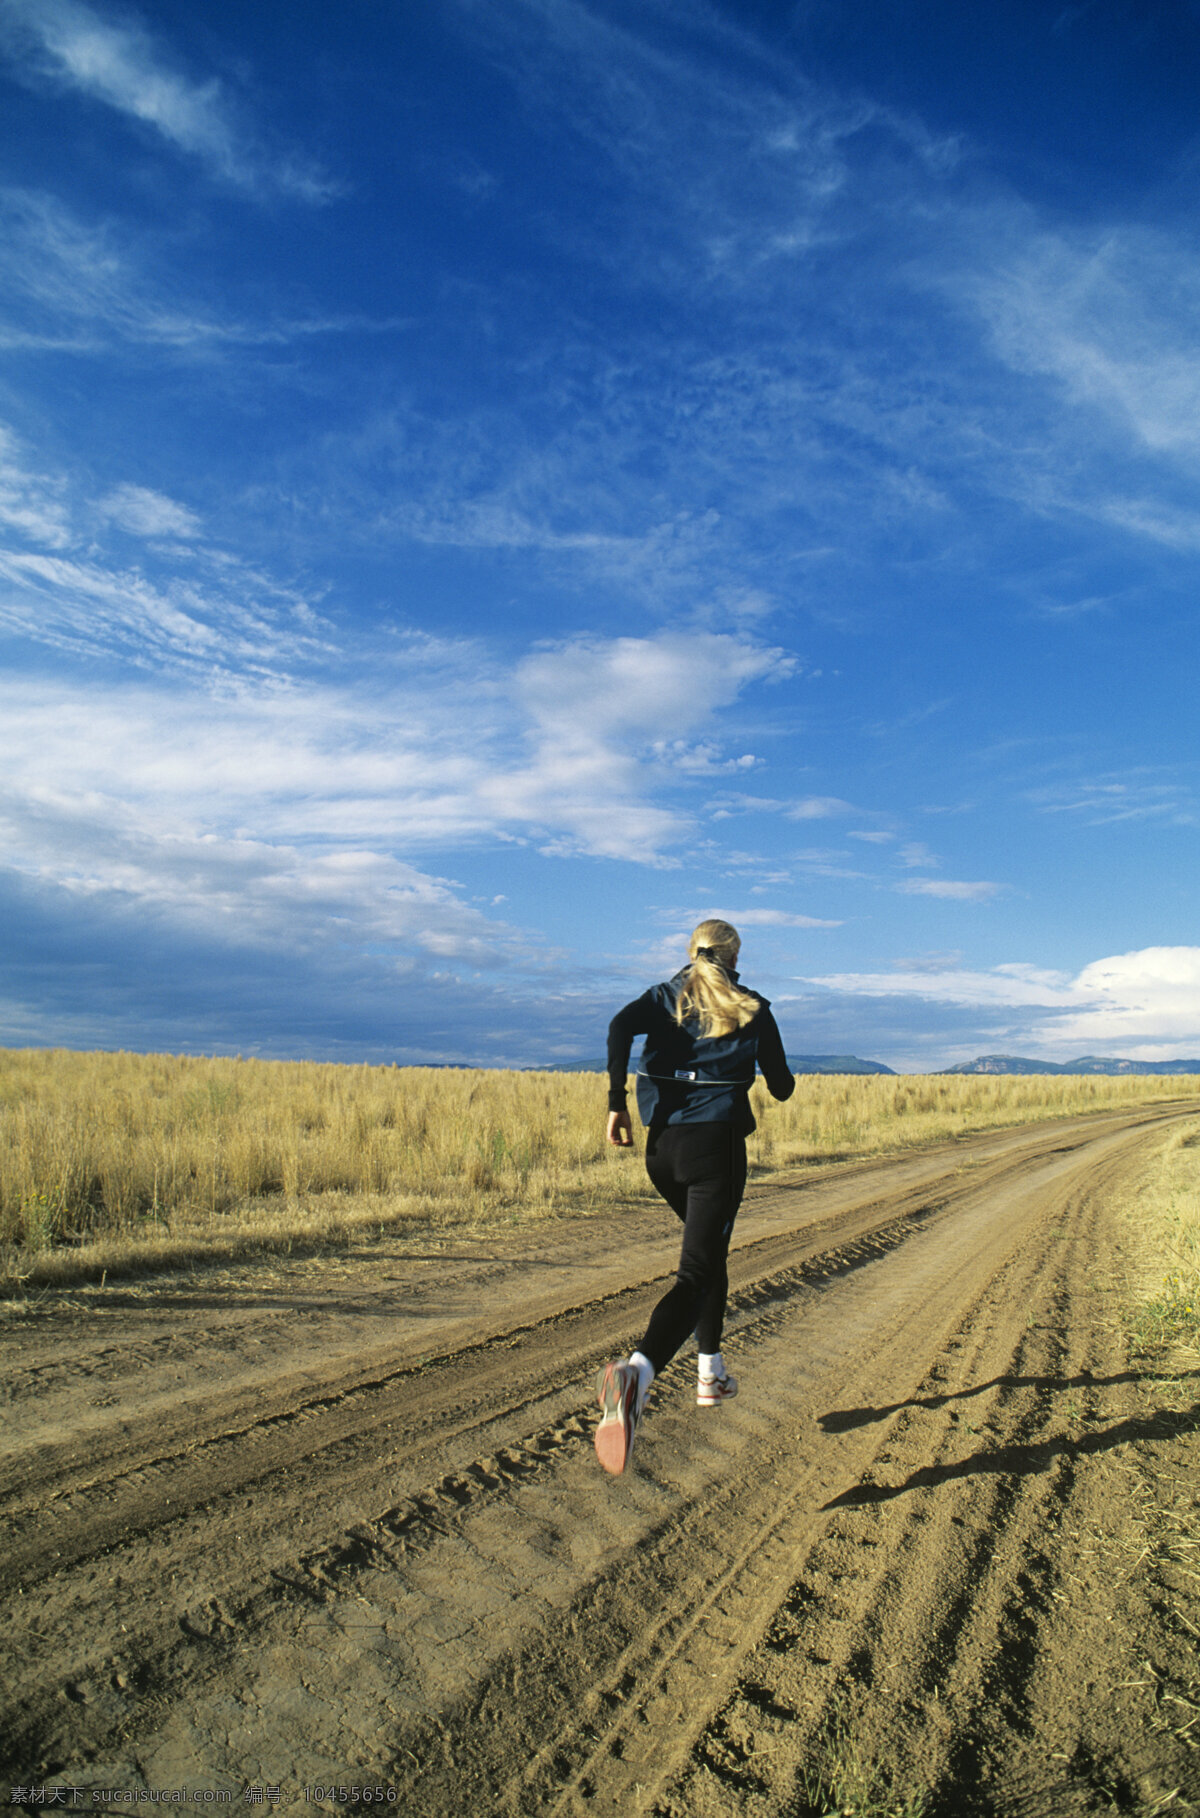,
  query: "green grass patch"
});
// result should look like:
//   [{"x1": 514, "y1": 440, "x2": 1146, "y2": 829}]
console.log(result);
[{"x1": 796, "y1": 1703, "x2": 930, "y2": 1818}]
